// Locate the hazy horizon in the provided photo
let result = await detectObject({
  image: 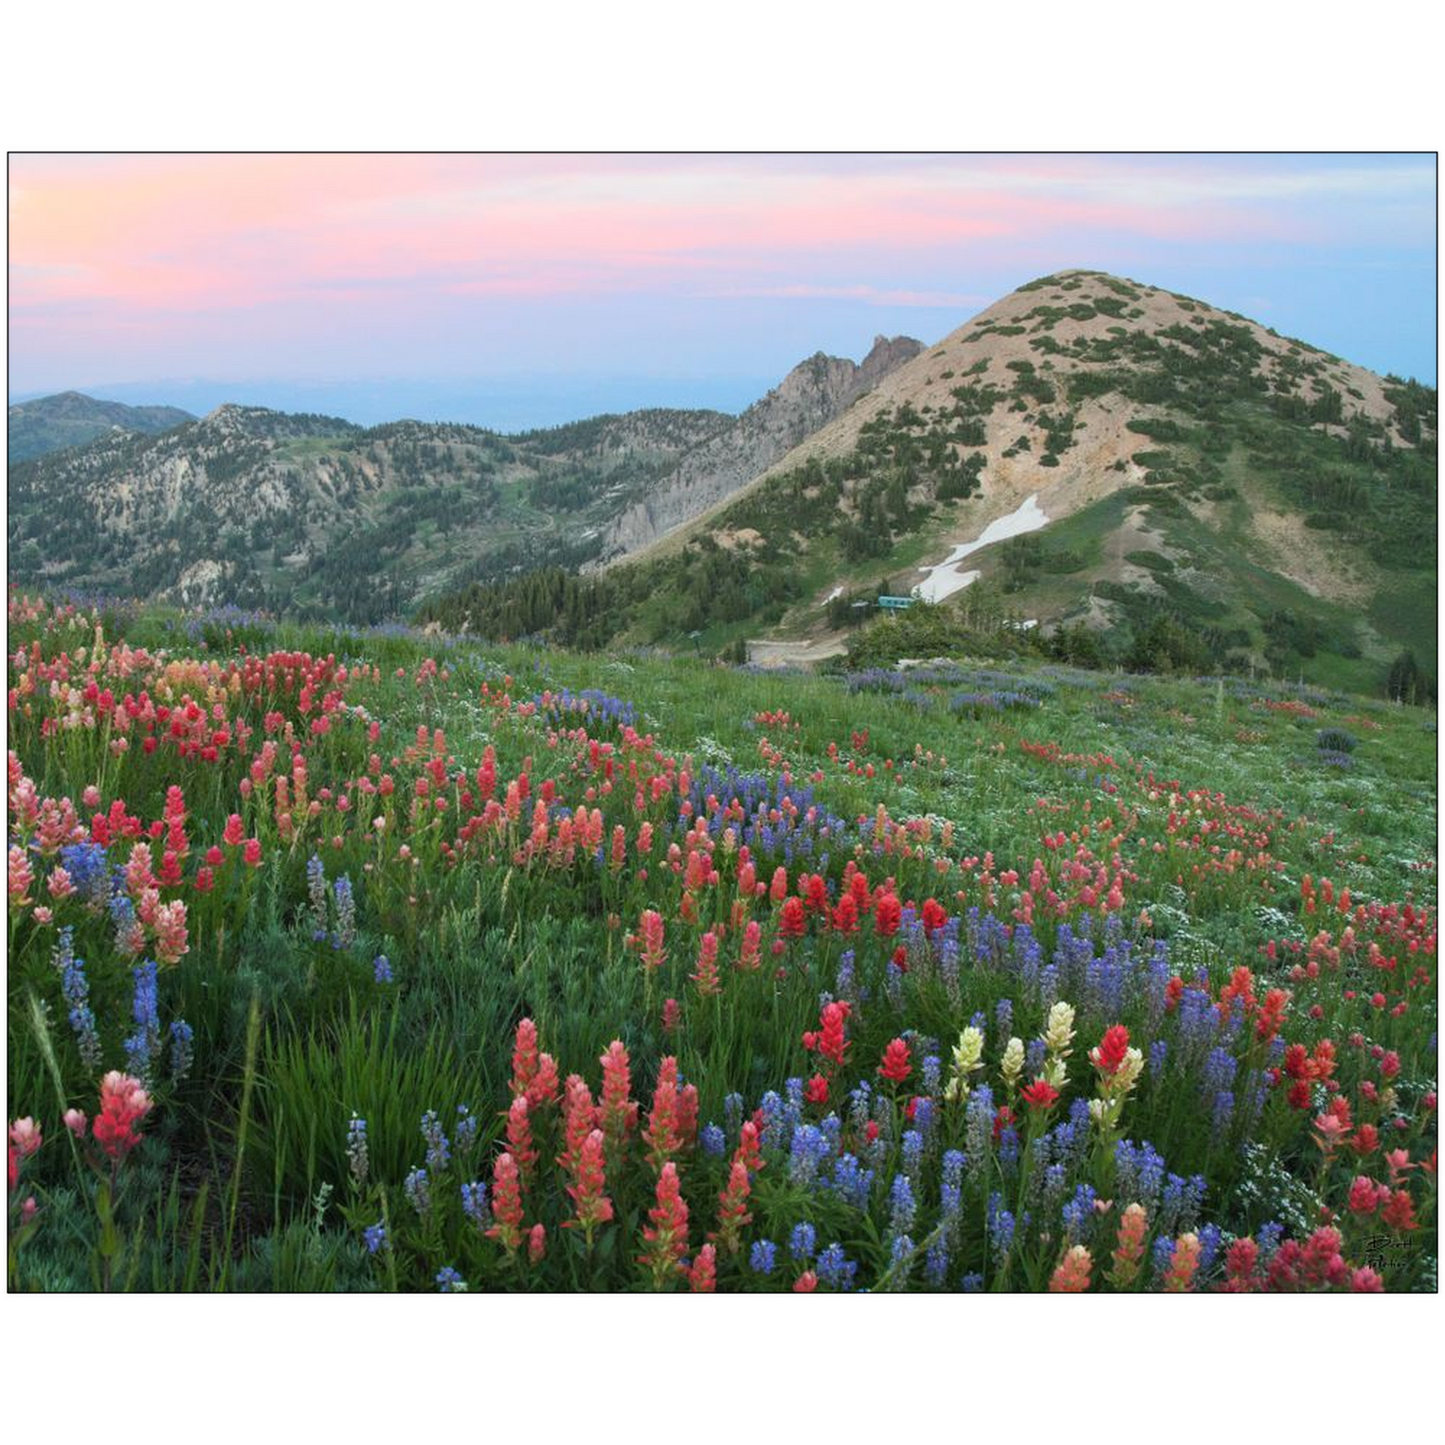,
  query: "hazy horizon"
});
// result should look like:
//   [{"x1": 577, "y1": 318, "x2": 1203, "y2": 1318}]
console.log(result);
[{"x1": 5, "y1": 370, "x2": 787, "y2": 432}]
